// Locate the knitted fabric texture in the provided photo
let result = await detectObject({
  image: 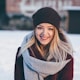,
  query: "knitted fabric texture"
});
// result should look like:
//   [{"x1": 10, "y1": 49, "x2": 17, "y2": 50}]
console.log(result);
[{"x1": 32, "y1": 7, "x2": 61, "y2": 28}]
